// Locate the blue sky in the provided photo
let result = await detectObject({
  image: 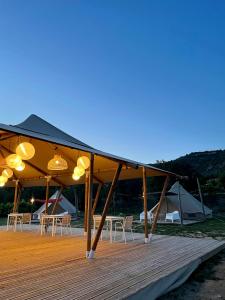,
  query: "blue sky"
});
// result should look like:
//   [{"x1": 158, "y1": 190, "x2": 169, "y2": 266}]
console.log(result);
[{"x1": 0, "y1": 1, "x2": 225, "y2": 163}]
